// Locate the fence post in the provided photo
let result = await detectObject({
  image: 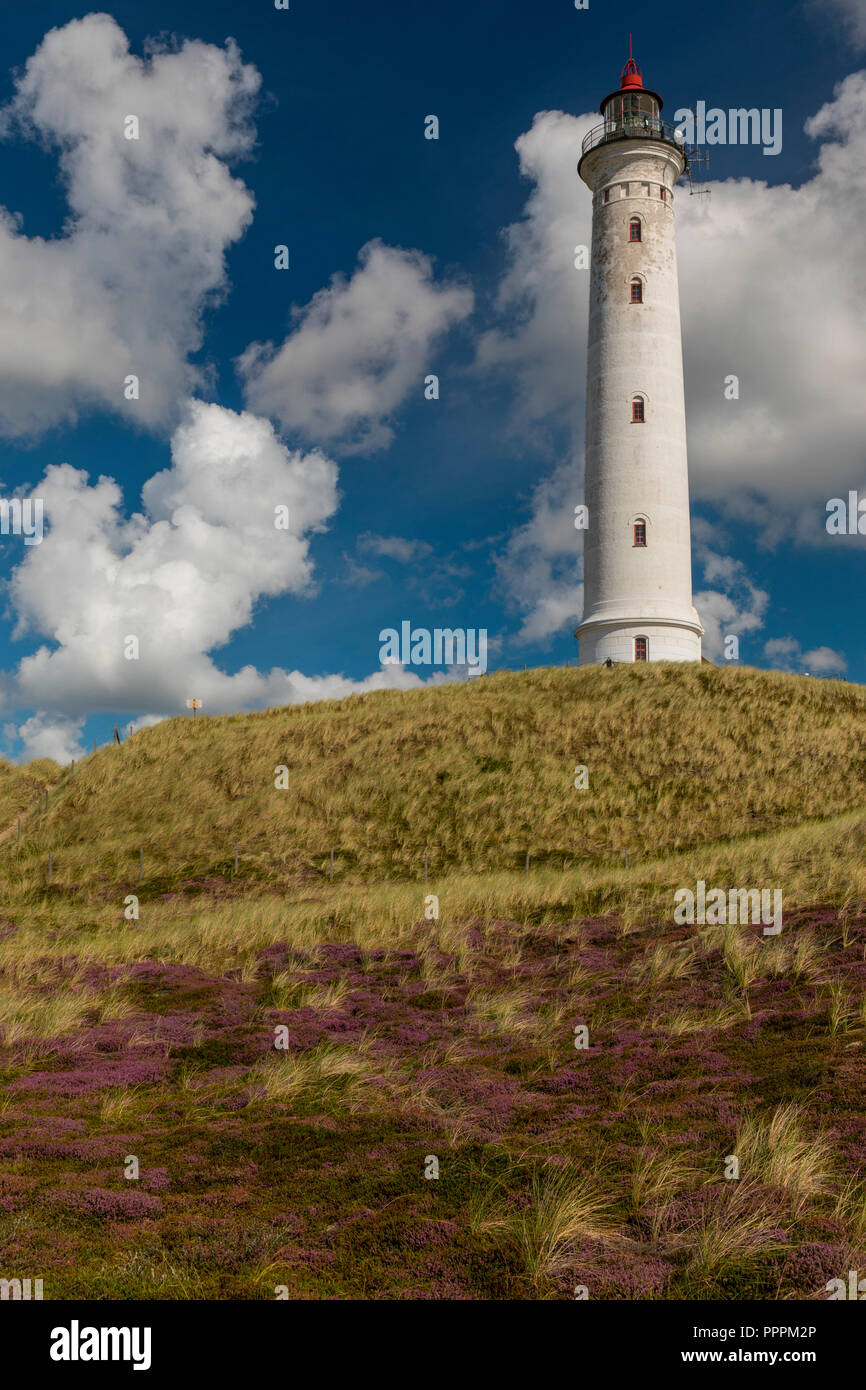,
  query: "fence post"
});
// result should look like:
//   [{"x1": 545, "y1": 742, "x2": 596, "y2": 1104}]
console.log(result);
[{"x1": 525, "y1": 852, "x2": 530, "y2": 878}]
